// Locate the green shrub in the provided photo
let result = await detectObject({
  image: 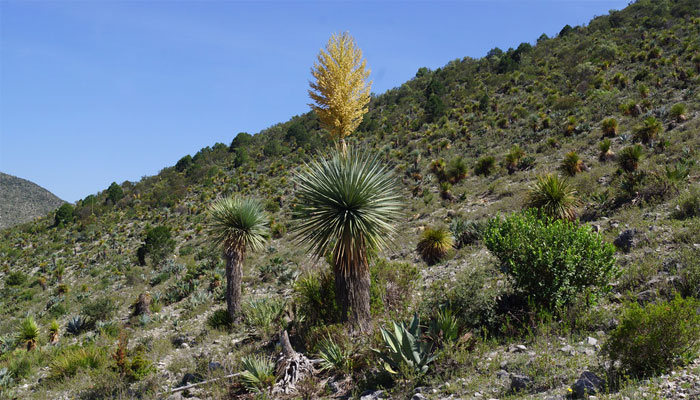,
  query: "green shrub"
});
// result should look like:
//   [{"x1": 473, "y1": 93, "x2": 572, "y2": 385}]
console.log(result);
[
  {"x1": 445, "y1": 156, "x2": 468, "y2": 183},
  {"x1": 474, "y1": 156, "x2": 496, "y2": 176},
  {"x1": 449, "y1": 219, "x2": 485, "y2": 248},
  {"x1": 293, "y1": 269, "x2": 340, "y2": 326},
  {"x1": 416, "y1": 227, "x2": 453, "y2": 265},
  {"x1": 82, "y1": 297, "x2": 118, "y2": 322},
  {"x1": 243, "y1": 298, "x2": 286, "y2": 336},
  {"x1": 604, "y1": 295, "x2": 700, "y2": 377},
  {"x1": 671, "y1": 247, "x2": 700, "y2": 299},
  {"x1": 17, "y1": 316, "x2": 39, "y2": 351},
  {"x1": 633, "y1": 116, "x2": 662, "y2": 144},
  {"x1": 49, "y1": 345, "x2": 107, "y2": 380},
  {"x1": 601, "y1": 117, "x2": 618, "y2": 136},
  {"x1": 5, "y1": 271, "x2": 27, "y2": 287},
  {"x1": 138, "y1": 226, "x2": 176, "y2": 266},
  {"x1": 618, "y1": 145, "x2": 643, "y2": 173},
  {"x1": 207, "y1": 309, "x2": 233, "y2": 330},
  {"x1": 482, "y1": 211, "x2": 617, "y2": 309},
  {"x1": 560, "y1": 151, "x2": 584, "y2": 176},
  {"x1": 669, "y1": 103, "x2": 687, "y2": 122},
  {"x1": 370, "y1": 259, "x2": 419, "y2": 317},
  {"x1": 54, "y1": 203, "x2": 74, "y2": 226},
  {"x1": 674, "y1": 188, "x2": 700, "y2": 219}
]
